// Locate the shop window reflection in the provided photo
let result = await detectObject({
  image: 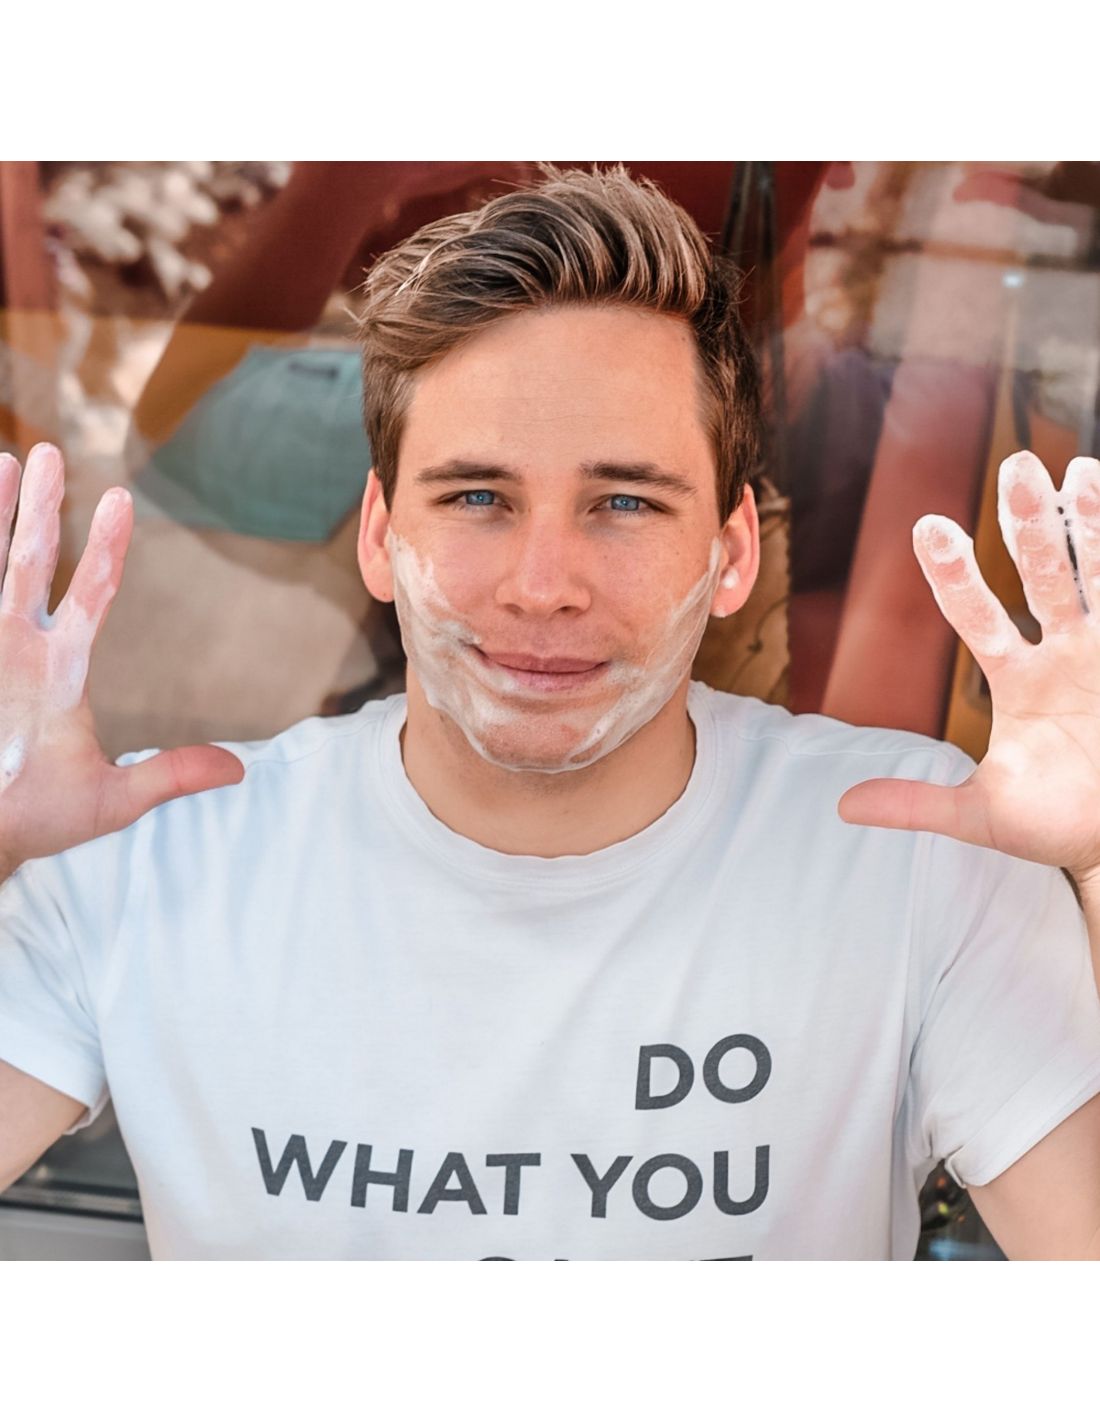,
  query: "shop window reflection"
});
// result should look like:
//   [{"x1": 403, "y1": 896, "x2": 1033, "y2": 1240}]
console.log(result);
[{"x1": 6, "y1": 160, "x2": 1094, "y2": 1260}]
